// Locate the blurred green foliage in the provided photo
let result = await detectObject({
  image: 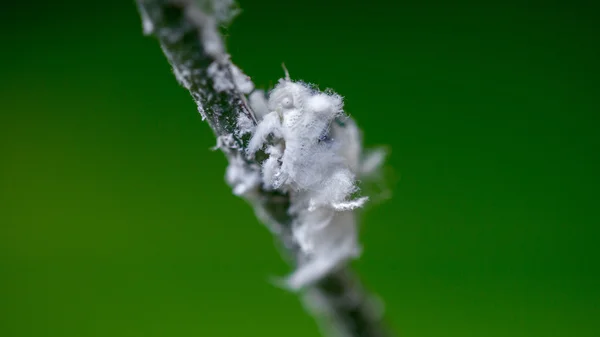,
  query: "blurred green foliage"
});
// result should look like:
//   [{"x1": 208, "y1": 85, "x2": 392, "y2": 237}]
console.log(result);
[{"x1": 0, "y1": 1, "x2": 598, "y2": 336}]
